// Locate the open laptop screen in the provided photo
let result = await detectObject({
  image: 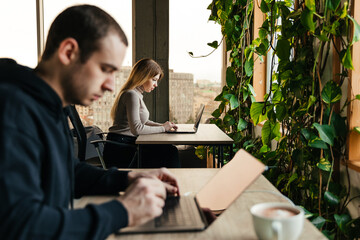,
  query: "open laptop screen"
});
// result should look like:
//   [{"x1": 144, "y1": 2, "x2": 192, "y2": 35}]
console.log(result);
[{"x1": 196, "y1": 149, "x2": 265, "y2": 212}]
